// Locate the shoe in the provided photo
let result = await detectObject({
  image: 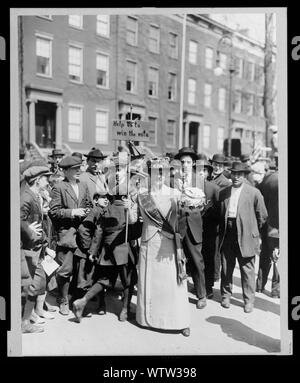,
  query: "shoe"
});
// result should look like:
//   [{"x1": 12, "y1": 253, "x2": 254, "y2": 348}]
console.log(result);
[
  {"x1": 43, "y1": 302, "x2": 57, "y2": 312},
  {"x1": 206, "y1": 289, "x2": 214, "y2": 299},
  {"x1": 30, "y1": 311, "x2": 45, "y2": 324},
  {"x1": 119, "y1": 308, "x2": 128, "y2": 322},
  {"x1": 83, "y1": 307, "x2": 92, "y2": 318},
  {"x1": 35, "y1": 310, "x2": 55, "y2": 319},
  {"x1": 72, "y1": 298, "x2": 87, "y2": 323},
  {"x1": 98, "y1": 304, "x2": 107, "y2": 315},
  {"x1": 196, "y1": 298, "x2": 207, "y2": 309},
  {"x1": 59, "y1": 300, "x2": 70, "y2": 316},
  {"x1": 221, "y1": 298, "x2": 230, "y2": 309},
  {"x1": 271, "y1": 292, "x2": 280, "y2": 299},
  {"x1": 182, "y1": 328, "x2": 190, "y2": 337},
  {"x1": 244, "y1": 303, "x2": 254, "y2": 313},
  {"x1": 22, "y1": 322, "x2": 44, "y2": 334}
]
